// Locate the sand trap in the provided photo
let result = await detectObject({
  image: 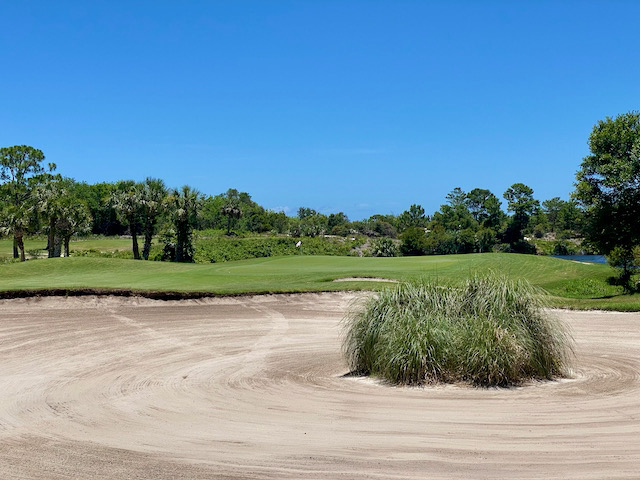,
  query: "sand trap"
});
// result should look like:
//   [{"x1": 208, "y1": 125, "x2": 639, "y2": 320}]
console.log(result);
[{"x1": 0, "y1": 293, "x2": 639, "y2": 479}]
